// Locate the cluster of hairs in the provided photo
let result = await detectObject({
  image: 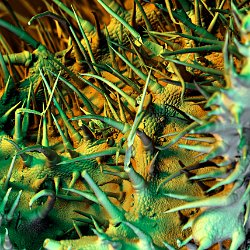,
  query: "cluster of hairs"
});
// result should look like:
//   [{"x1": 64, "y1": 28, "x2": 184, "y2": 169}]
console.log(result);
[
  {"x1": 160, "y1": 2, "x2": 250, "y2": 249},
  {"x1": 0, "y1": 0, "x2": 249, "y2": 249}
]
